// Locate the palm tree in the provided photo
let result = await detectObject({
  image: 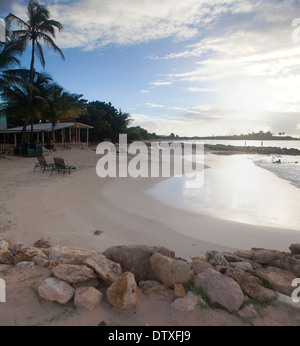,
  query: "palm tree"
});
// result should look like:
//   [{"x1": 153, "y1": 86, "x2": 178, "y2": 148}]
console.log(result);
[
  {"x1": 111, "y1": 110, "x2": 132, "y2": 143},
  {"x1": 42, "y1": 85, "x2": 83, "y2": 141},
  {"x1": 5, "y1": 0, "x2": 64, "y2": 144},
  {"x1": 1, "y1": 69, "x2": 54, "y2": 129}
]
